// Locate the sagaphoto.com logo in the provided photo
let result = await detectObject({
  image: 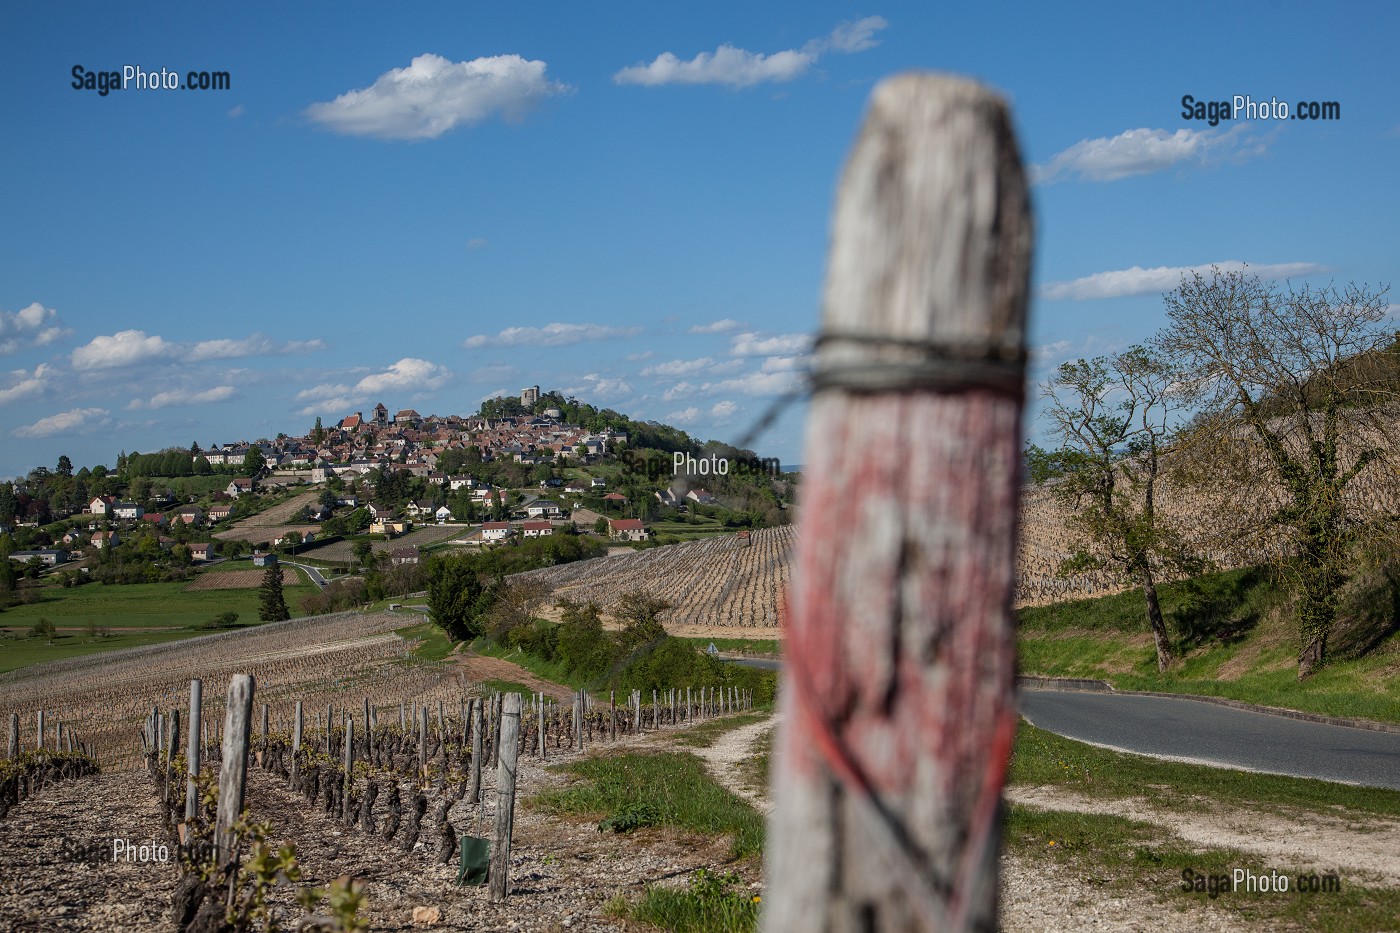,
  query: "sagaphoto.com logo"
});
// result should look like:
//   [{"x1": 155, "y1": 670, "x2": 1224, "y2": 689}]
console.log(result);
[
  {"x1": 1181, "y1": 93, "x2": 1339, "y2": 126},
  {"x1": 71, "y1": 64, "x2": 230, "y2": 97}
]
